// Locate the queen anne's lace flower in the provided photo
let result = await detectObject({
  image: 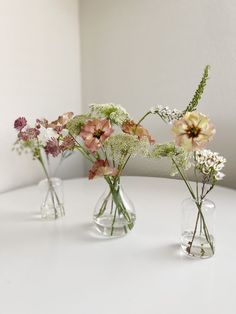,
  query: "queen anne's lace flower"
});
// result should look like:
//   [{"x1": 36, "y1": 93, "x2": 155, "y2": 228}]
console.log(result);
[
  {"x1": 89, "y1": 103, "x2": 130, "y2": 125},
  {"x1": 66, "y1": 115, "x2": 87, "y2": 136},
  {"x1": 150, "y1": 142, "x2": 191, "y2": 175},
  {"x1": 104, "y1": 134, "x2": 150, "y2": 162},
  {"x1": 195, "y1": 149, "x2": 226, "y2": 181}
]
